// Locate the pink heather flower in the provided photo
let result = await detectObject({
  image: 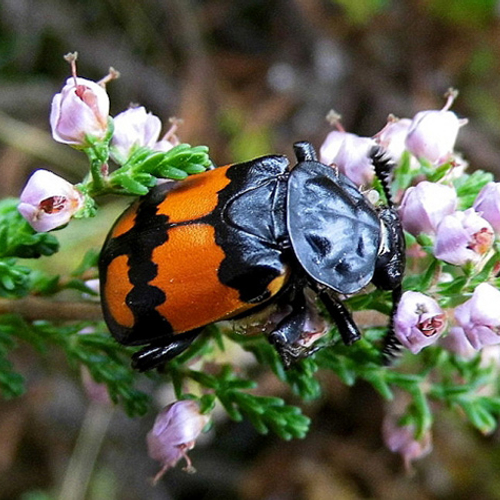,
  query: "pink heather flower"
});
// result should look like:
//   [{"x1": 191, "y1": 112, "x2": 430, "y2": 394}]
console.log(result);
[
  {"x1": 80, "y1": 366, "x2": 112, "y2": 405},
  {"x1": 434, "y1": 209, "x2": 494, "y2": 266},
  {"x1": 154, "y1": 119, "x2": 182, "y2": 152},
  {"x1": 382, "y1": 417, "x2": 432, "y2": 470},
  {"x1": 405, "y1": 92, "x2": 467, "y2": 164},
  {"x1": 334, "y1": 134, "x2": 376, "y2": 186},
  {"x1": 394, "y1": 291, "x2": 447, "y2": 354},
  {"x1": 319, "y1": 118, "x2": 376, "y2": 186},
  {"x1": 18, "y1": 169, "x2": 84, "y2": 232},
  {"x1": 473, "y1": 182, "x2": 500, "y2": 233},
  {"x1": 439, "y1": 326, "x2": 476, "y2": 359},
  {"x1": 398, "y1": 181, "x2": 457, "y2": 236},
  {"x1": 111, "y1": 106, "x2": 162, "y2": 163},
  {"x1": 50, "y1": 77, "x2": 110, "y2": 147},
  {"x1": 319, "y1": 130, "x2": 352, "y2": 166},
  {"x1": 454, "y1": 283, "x2": 500, "y2": 350},
  {"x1": 374, "y1": 116, "x2": 412, "y2": 164},
  {"x1": 147, "y1": 400, "x2": 210, "y2": 482}
]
